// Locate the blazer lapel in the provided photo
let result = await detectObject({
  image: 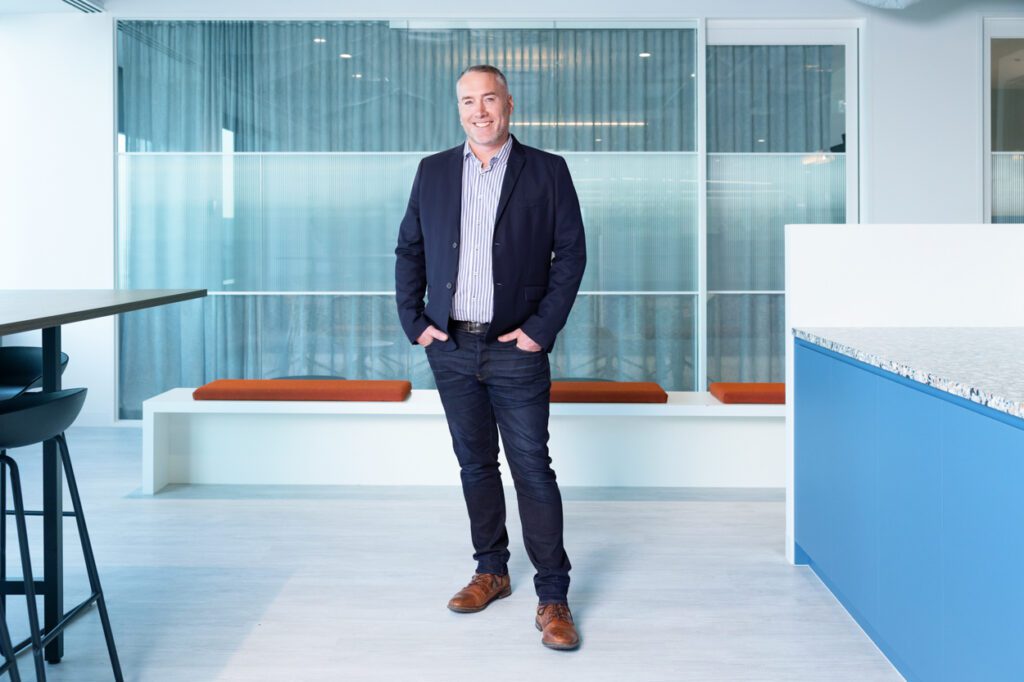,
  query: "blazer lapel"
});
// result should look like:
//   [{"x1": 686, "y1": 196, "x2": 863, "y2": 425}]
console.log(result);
[
  {"x1": 493, "y1": 137, "x2": 525, "y2": 228},
  {"x1": 446, "y1": 145, "x2": 464, "y2": 243}
]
